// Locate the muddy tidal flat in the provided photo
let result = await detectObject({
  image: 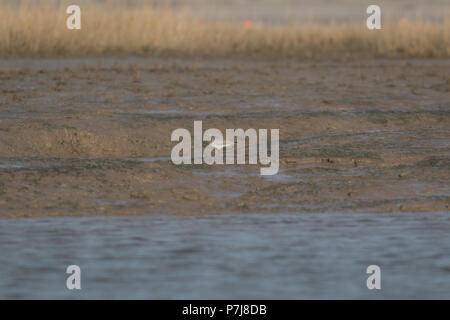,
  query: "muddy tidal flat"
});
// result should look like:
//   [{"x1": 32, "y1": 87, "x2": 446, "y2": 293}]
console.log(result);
[{"x1": 0, "y1": 58, "x2": 449, "y2": 218}]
